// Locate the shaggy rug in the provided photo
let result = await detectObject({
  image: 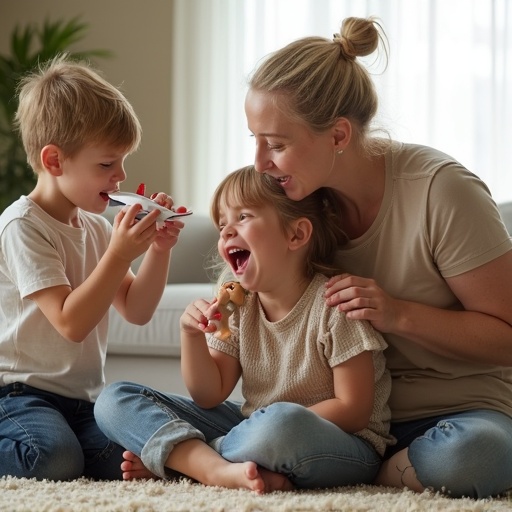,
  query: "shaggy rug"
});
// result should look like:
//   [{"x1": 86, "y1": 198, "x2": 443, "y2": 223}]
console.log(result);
[{"x1": 2, "y1": 477, "x2": 511, "y2": 512}]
